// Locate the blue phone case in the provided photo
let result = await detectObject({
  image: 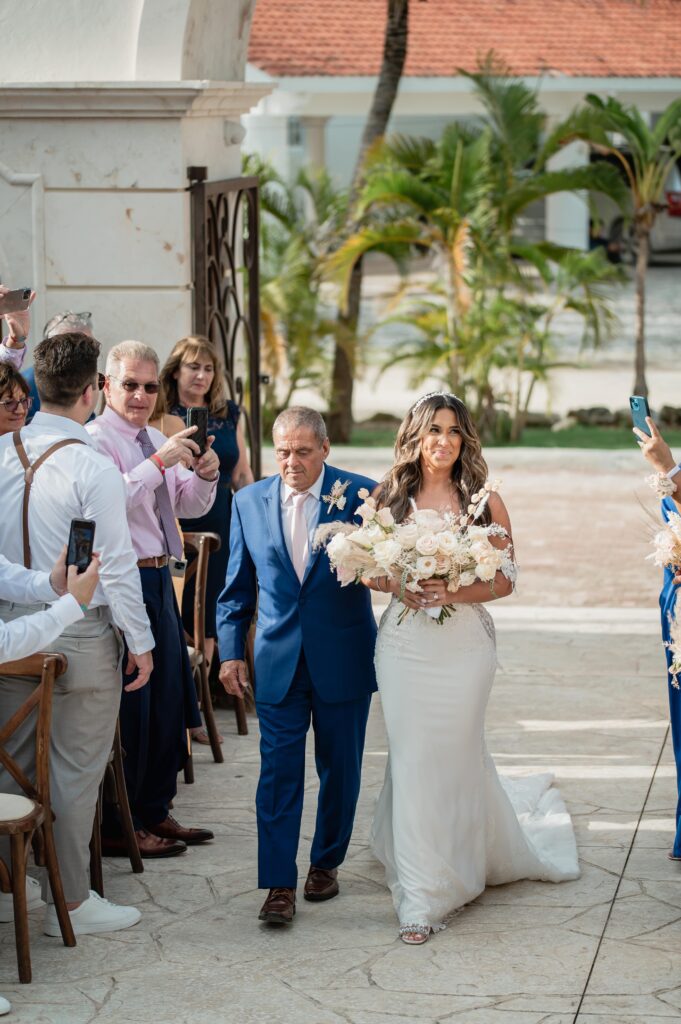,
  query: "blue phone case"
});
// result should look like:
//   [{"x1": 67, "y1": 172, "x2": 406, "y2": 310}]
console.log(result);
[{"x1": 630, "y1": 395, "x2": 651, "y2": 437}]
